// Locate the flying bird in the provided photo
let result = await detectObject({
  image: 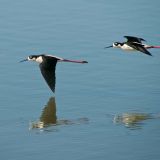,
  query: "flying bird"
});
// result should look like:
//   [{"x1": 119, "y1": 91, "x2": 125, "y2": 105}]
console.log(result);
[
  {"x1": 20, "y1": 54, "x2": 88, "y2": 93},
  {"x1": 105, "y1": 36, "x2": 160, "y2": 56}
]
